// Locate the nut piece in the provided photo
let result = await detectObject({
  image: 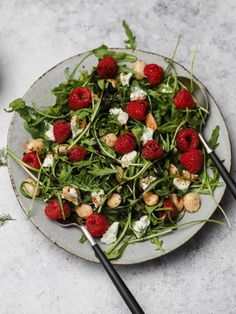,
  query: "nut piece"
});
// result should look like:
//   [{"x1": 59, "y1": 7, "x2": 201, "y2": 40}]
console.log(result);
[
  {"x1": 102, "y1": 133, "x2": 118, "y2": 148},
  {"x1": 107, "y1": 193, "x2": 122, "y2": 208},
  {"x1": 182, "y1": 170, "x2": 198, "y2": 181},
  {"x1": 170, "y1": 194, "x2": 184, "y2": 212},
  {"x1": 61, "y1": 186, "x2": 81, "y2": 206},
  {"x1": 116, "y1": 166, "x2": 124, "y2": 183},
  {"x1": 54, "y1": 144, "x2": 69, "y2": 155},
  {"x1": 131, "y1": 60, "x2": 145, "y2": 80},
  {"x1": 25, "y1": 139, "x2": 44, "y2": 153},
  {"x1": 106, "y1": 79, "x2": 116, "y2": 88},
  {"x1": 143, "y1": 192, "x2": 159, "y2": 206},
  {"x1": 183, "y1": 192, "x2": 201, "y2": 213},
  {"x1": 76, "y1": 204, "x2": 93, "y2": 218},
  {"x1": 22, "y1": 178, "x2": 41, "y2": 197},
  {"x1": 169, "y1": 164, "x2": 179, "y2": 176},
  {"x1": 145, "y1": 112, "x2": 157, "y2": 130}
]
